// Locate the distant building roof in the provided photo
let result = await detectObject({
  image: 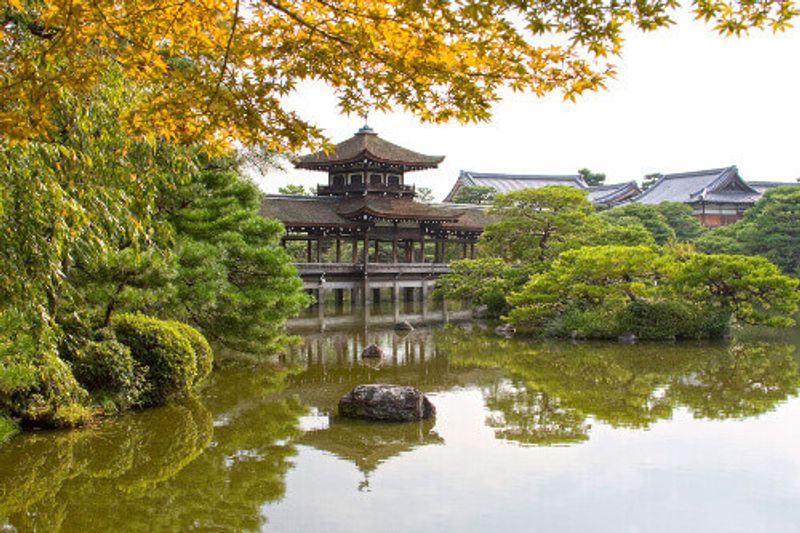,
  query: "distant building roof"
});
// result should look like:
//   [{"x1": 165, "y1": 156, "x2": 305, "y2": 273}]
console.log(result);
[
  {"x1": 632, "y1": 166, "x2": 761, "y2": 205},
  {"x1": 295, "y1": 126, "x2": 444, "y2": 172},
  {"x1": 748, "y1": 181, "x2": 800, "y2": 194},
  {"x1": 586, "y1": 181, "x2": 642, "y2": 205},
  {"x1": 444, "y1": 170, "x2": 638, "y2": 206}
]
